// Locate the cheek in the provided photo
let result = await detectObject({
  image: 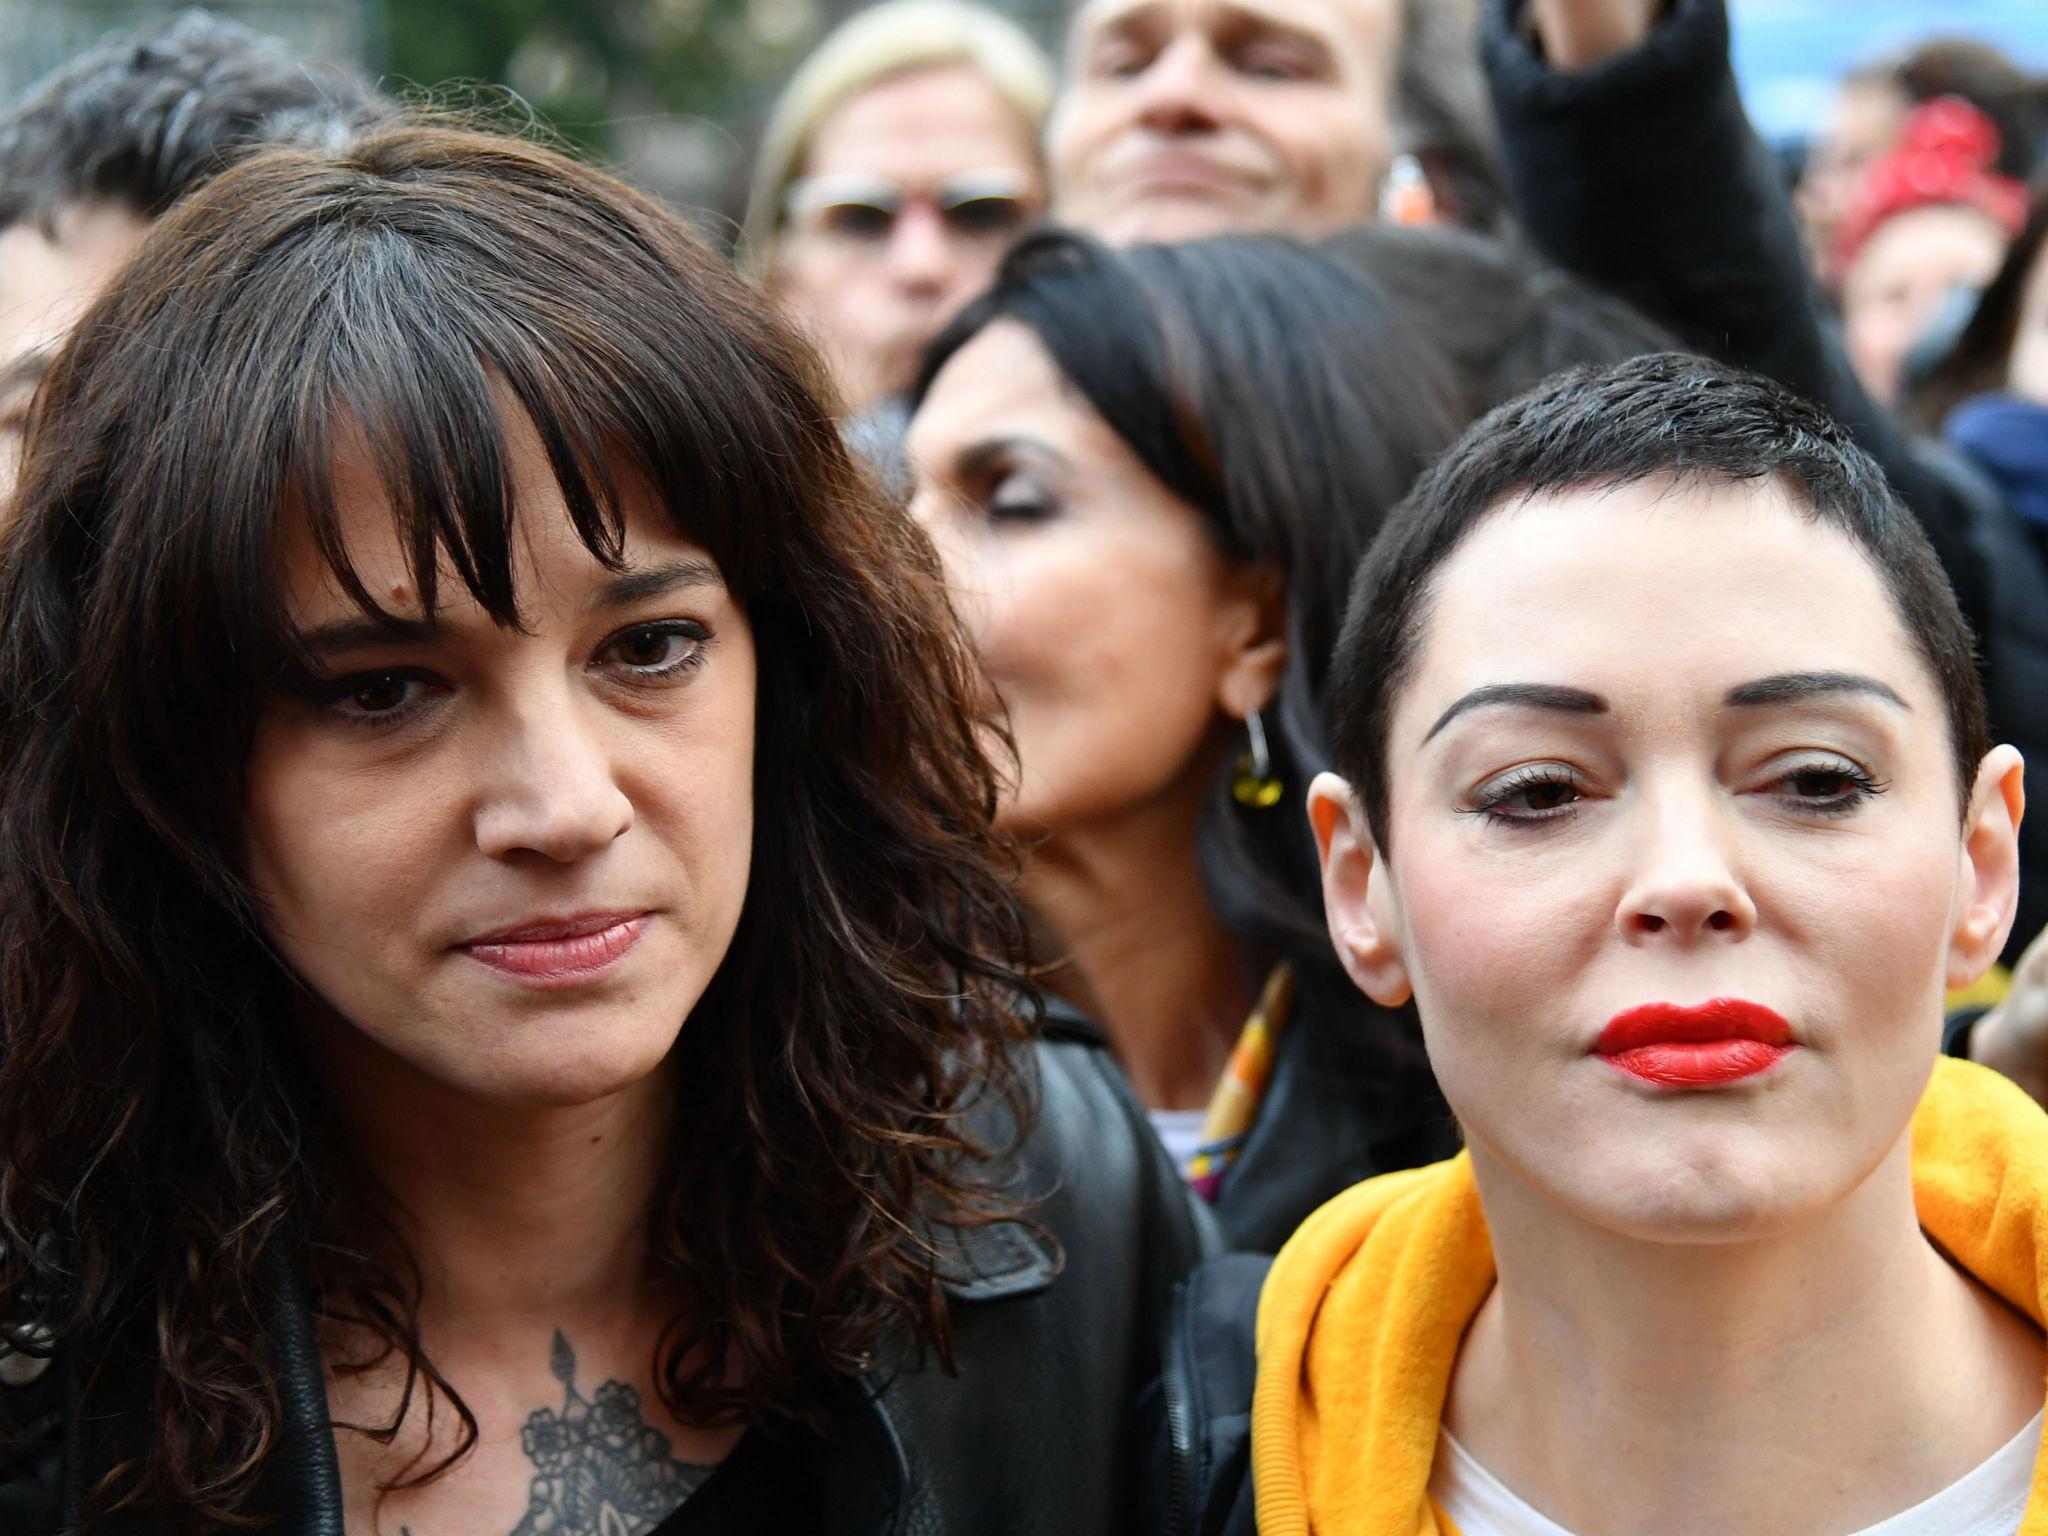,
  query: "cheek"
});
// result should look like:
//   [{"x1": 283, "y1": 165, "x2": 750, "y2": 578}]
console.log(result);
[
  {"x1": 243, "y1": 730, "x2": 450, "y2": 956},
  {"x1": 977, "y1": 524, "x2": 1231, "y2": 822},
  {"x1": 630, "y1": 689, "x2": 758, "y2": 934}
]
